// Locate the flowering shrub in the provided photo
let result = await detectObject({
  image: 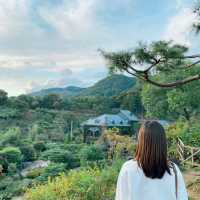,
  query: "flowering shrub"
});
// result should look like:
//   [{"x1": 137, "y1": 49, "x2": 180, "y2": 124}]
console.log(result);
[{"x1": 25, "y1": 160, "x2": 123, "y2": 200}]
